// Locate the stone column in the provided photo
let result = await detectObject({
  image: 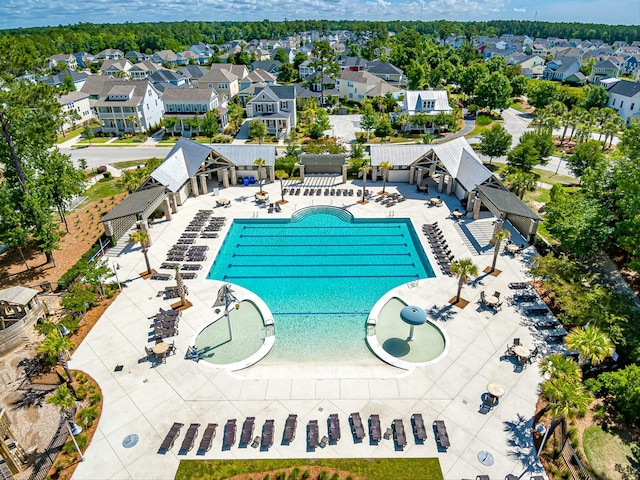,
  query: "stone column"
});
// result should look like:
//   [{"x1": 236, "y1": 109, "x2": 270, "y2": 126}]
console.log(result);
[
  {"x1": 342, "y1": 164, "x2": 348, "y2": 183},
  {"x1": 417, "y1": 167, "x2": 424, "y2": 187},
  {"x1": 230, "y1": 168, "x2": 237, "y2": 186},
  {"x1": 409, "y1": 165, "x2": 415, "y2": 185},
  {"x1": 199, "y1": 175, "x2": 208, "y2": 195},
  {"x1": 371, "y1": 165, "x2": 378, "y2": 182},
  {"x1": 103, "y1": 220, "x2": 113, "y2": 237},
  {"x1": 190, "y1": 177, "x2": 199, "y2": 197},
  {"x1": 162, "y1": 198, "x2": 172, "y2": 221},
  {"x1": 222, "y1": 168, "x2": 230, "y2": 188},
  {"x1": 168, "y1": 193, "x2": 178, "y2": 214},
  {"x1": 269, "y1": 165, "x2": 275, "y2": 183},
  {"x1": 438, "y1": 174, "x2": 445, "y2": 193},
  {"x1": 466, "y1": 193, "x2": 475, "y2": 212},
  {"x1": 299, "y1": 164, "x2": 305, "y2": 183},
  {"x1": 528, "y1": 220, "x2": 539, "y2": 243},
  {"x1": 473, "y1": 196, "x2": 482, "y2": 220},
  {"x1": 446, "y1": 176, "x2": 454, "y2": 195}
]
